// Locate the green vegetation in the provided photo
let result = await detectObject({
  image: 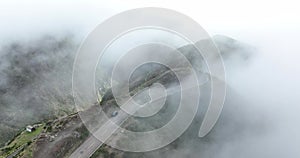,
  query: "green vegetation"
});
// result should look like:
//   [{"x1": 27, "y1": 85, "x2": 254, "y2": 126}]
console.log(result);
[
  {"x1": 16, "y1": 142, "x2": 34, "y2": 158},
  {"x1": 75, "y1": 125, "x2": 89, "y2": 140},
  {"x1": 90, "y1": 145, "x2": 109, "y2": 158},
  {"x1": 0, "y1": 124, "x2": 44, "y2": 158}
]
